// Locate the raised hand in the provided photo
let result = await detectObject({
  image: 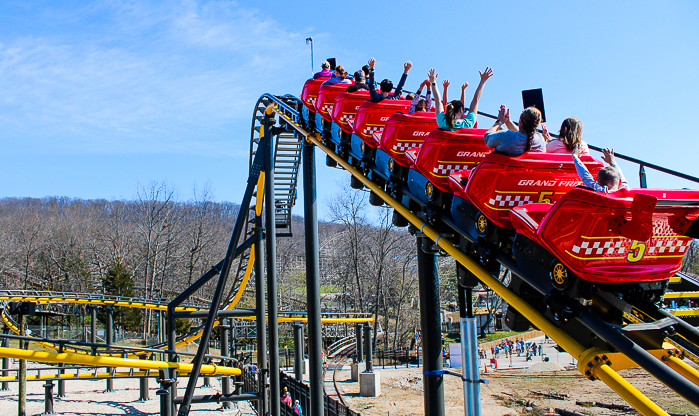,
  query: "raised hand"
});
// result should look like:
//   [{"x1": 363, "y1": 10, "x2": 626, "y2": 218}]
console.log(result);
[
  {"x1": 404, "y1": 60, "x2": 412, "y2": 72},
  {"x1": 572, "y1": 144, "x2": 584, "y2": 159},
  {"x1": 542, "y1": 124, "x2": 551, "y2": 142},
  {"x1": 428, "y1": 68, "x2": 438, "y2": 83},
  {"x1": 421, "y1": 79, "x2": 430, "y2": 88},
  {"x1": 443, "y1": 78, "x2": 450, "y2": 88},
  {"x1": 461, "y1": 82, "x2": 469, "y2": 91},
  {"x1": 601, "y1": 148, "x2": 616, "y2": 165},
  {"x1": 497, "y1": 105, "x2": 507, "y2": 123},
  {"x1": 368, "y1": 57, "x2": 376, "y2": 69},
  {"x1": 479, "y1": 67, "x2": 494, "y2": 83}
]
